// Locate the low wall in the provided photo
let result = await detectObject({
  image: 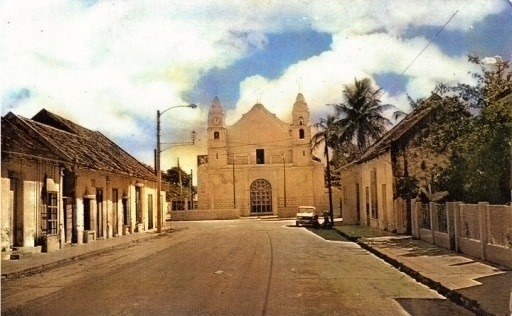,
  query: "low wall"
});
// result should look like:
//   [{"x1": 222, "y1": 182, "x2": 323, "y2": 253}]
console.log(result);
[
  {"x1": 170, "y1": 209, "x2": 240, "y2": 221},
  {"x1": 419, "y1": 228, "x2": 433, "y2": 244},
  {"x1": 413, "y1": 202, "x2": 512, "y2": 269},
  {"x1": 277, "y1": 207, "x2": 298, "y2": 218},
  {"x1": 486, "y1": 244, "x2": 512, "y2": 268},
  {"x1": 458, "y1": 237, "x2": 483, "y2": 260},
  {"x1": 433, "y1": 231, "x2": 451, "y2": 250}
]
